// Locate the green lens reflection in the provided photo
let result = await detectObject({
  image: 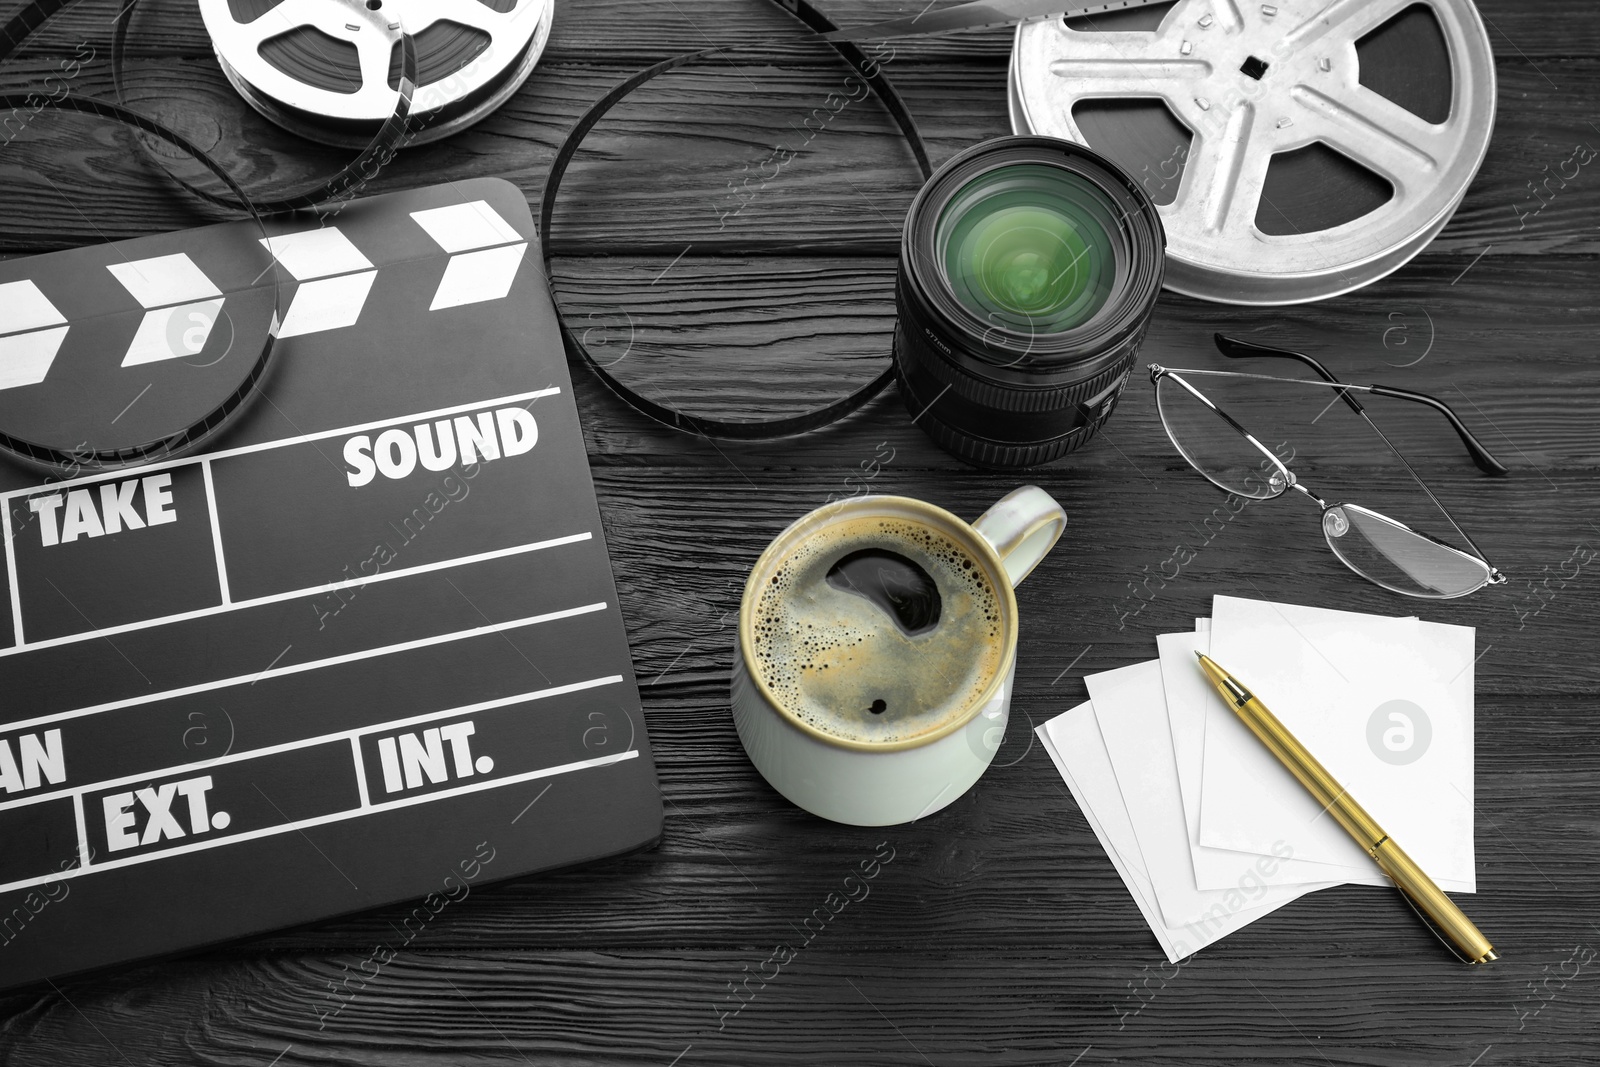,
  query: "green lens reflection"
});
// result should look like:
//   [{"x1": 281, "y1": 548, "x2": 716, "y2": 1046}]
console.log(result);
[{"x1": 936, "y1": 163, "x2": 1119, "y2": 333}]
